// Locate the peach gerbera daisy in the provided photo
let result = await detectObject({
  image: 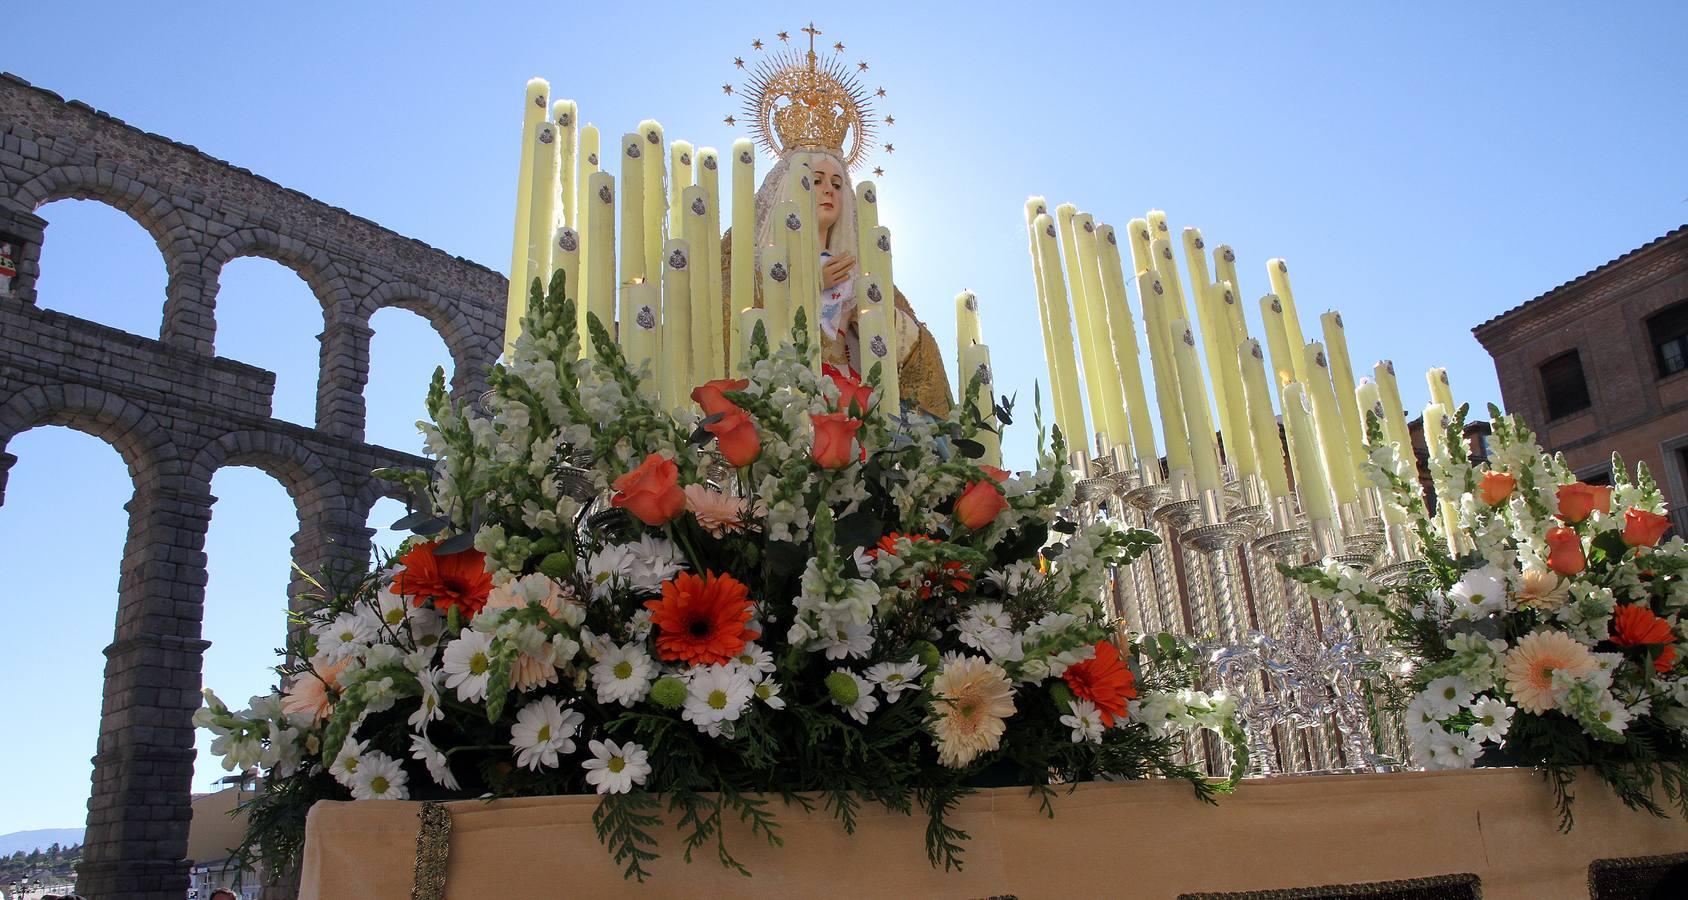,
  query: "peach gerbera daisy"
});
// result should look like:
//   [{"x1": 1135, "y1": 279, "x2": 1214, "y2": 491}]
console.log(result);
[
  {"x1": 1513, "y1": 567, "x2": 1570, "y2": 612},
  {"x1": 483, "y1": 572, "x2": 571, "y2": 617},
  {"x1": 280, "y1": 654, "x2": 353, "y2": 723},
  {"x1": 1504, "y1": 630, "x2": 1597, "y2": 714},
  {"x1": 684, "y1": 484, "x2": 761, "y2": 537},
  {"x1": 930, "y1": 655, "x2": 1017, "y2": 768}
]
